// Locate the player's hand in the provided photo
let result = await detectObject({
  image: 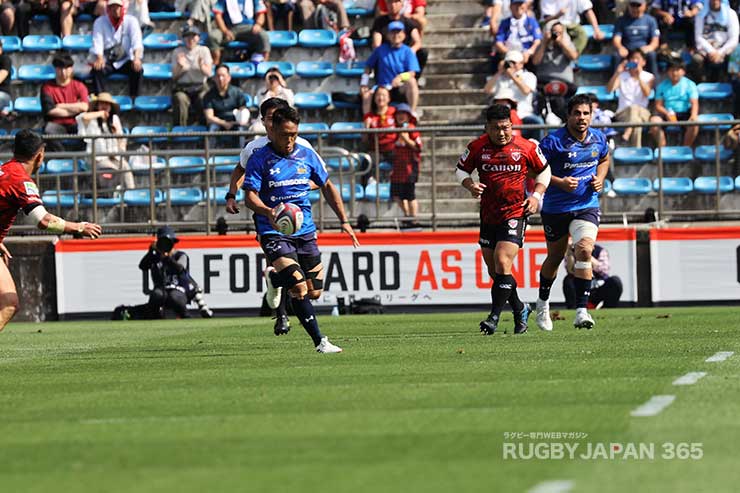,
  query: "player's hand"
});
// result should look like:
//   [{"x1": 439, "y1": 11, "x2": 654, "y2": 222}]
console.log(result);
[
  {"x1": 81, "y1": 222, "x2": 102, "y2": 239},
  {"x1": 467, "y1": 182, "x2": 486, "y2": 198},
  {"x1": 0, "y1": 242, "x2": 12, "y2": 266},
  {"x1": 342, "y1": 222, "x2": 360, "y2": 248},
  {"x1": 269, "y1": 204, "x2": 281, "y2": 230},
  {"x1": 591, "y1": 174, "x2": 604, "y2": 193},
  {"x1": 522, "y1": 196, "x2": 539, "y2": 215},
  {"x1": 559, "y1": 176, "x2": 579, "y2": 192},
  {"x1": 226, "y1": 198, "x2": 240, "y2": 214}
]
